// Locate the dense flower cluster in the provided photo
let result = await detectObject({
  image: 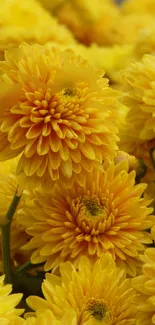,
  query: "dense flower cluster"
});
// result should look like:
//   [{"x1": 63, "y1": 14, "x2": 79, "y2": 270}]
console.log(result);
[{"x1": 1, "y1": 1, "x2": 155, "y2": 324}]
